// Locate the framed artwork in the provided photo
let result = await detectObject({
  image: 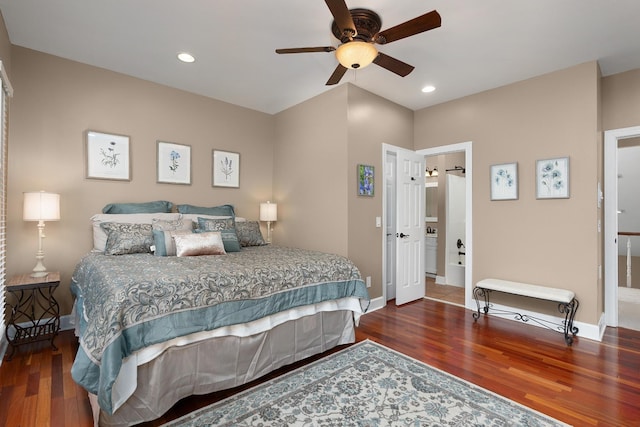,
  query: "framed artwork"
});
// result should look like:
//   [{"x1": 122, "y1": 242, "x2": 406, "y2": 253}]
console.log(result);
[
  {"x1": 357, "y1": 164, "x2": 374, "y2": 196},
  {"x1": 85, "y1": 130, "x2": 131, "y2": 181},
  {"x1": 490, "y1": 162, "x2": 518, "y2": 200},
  {"x1": 157, "y1": 141, "x2": 191, "y2": 185},
  {"x1": 536, "y1": 157, "x2": 570, "y2": 199},
  {"x1": 213, "y1": 150, "x2": 240, "y2": 188}
]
